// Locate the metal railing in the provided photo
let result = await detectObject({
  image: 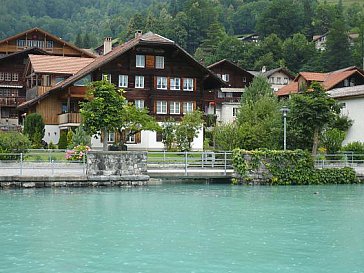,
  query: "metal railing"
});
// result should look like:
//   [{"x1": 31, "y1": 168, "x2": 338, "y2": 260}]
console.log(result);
[
  {"x1": 0, "y1": 150, "x2": 86, "y2": 176},
  {"x1": 147, "y1": 151, "x2": 233, "y2": 175},
  {"x1": 314, "y1": 153, "x2": 364, "y2": 168}
]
